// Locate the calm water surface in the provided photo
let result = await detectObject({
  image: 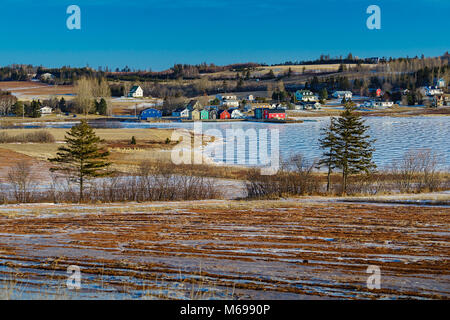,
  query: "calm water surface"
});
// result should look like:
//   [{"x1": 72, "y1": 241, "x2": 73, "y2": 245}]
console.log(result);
[{"x1": 34, "y1": 116, "x2": 450, "y2": 168}]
